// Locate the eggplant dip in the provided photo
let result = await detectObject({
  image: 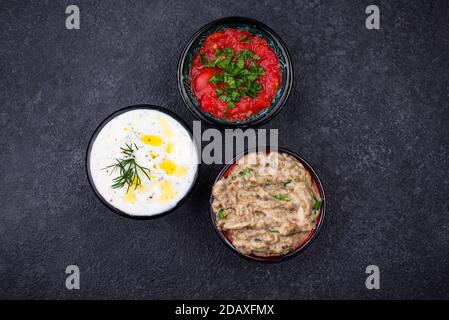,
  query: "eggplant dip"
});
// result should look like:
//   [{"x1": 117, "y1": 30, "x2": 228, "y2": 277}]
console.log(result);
[{"x1": 212, "y1": 152, "x2": 321, "y2": 256}]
